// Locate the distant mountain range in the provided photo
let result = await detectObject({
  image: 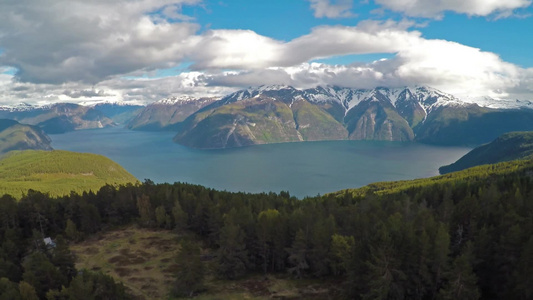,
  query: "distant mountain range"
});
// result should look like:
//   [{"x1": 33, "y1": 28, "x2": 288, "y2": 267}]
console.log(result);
[
  {"x1": 1, "y1": 85, "x2": 533, "y2": 149},
  {"x1": 127, "y1": 96, "x2": 217, "y2": 131},
  {"x1": 173, "y1": 85, "x2": 533, "y2": 148},
  {"x1": 0, "y1": 103, "x2": 117, "y2": 134},
  {"x1": 0, "y1": 119, "x2": 52, "y2": 154}
]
